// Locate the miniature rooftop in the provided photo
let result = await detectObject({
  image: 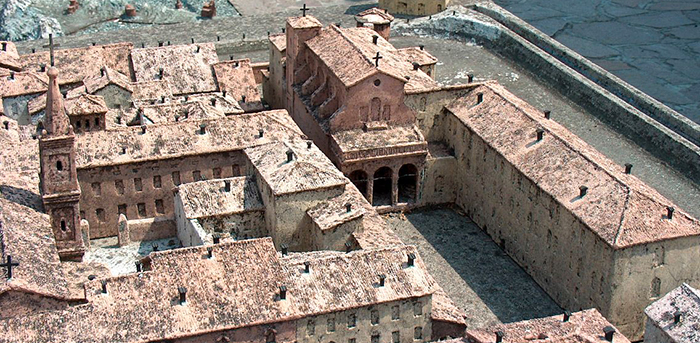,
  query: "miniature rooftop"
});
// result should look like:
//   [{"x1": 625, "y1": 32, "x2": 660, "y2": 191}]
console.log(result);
[
  {"x1": 74, "y1": 109, "x2": 303, "y2": 169},
  {"x1": 83, "y1": 66, "x2": 133, "y2": 94},
  {"x1": 0, "y1": 238, "x2": 437, "y2": 342},
  {"x1": 0, "y1": 71, "x2": 48, "y2": 98},
  {"x1": 29, "y1": 93, "x2": 109, "y2": 117},
  {"x1": 465, "y1": 309, "x2": 631, "y2": 343},
  {"x1": 211, "y1": 59, "x2": 263, "y2": 106},
  {"x1": 0, "y1": 41, "x2": 21, "y2": 72},
  {"x1": 644, "y1": 283, "x2": 700, "y2": 342},
  {"x1": 177, "y1": 176, "x2": 263, "y2": 219},
  {"x1": 138, "y1": 99, "x2": 233, "y2": 125},
  {"x1": 307, "y1": 185, "x2": 368, "y2": 231},
  {"x1": 244, "y1": 139, "x2": 348, "y2": 196},
  {"x1": 355, "y1": 8, "x2": 395, "y2": 25},
  {"x1": 332, "y1": 124, "x2": 427, "y2": 155},
  {"x1": 304, "y1": 24, "x2": 439, "y2": 92},
  {"x1": 130, "y1": 43, "x2": 219, "y2": 95},
  {"x1": 446, "y1": 82, "x2": 700, "y2": 249}
]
